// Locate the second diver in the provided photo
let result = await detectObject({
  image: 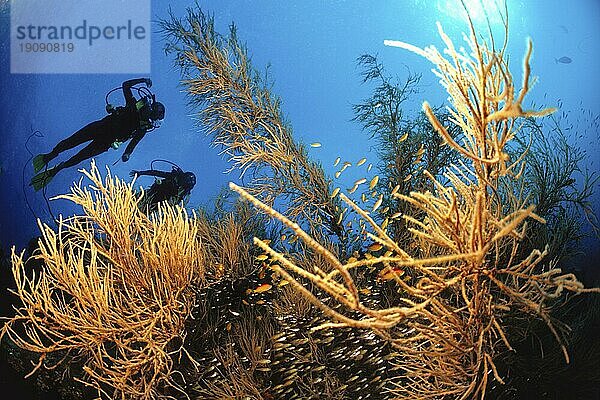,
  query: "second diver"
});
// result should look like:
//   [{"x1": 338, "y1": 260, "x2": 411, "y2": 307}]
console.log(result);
[{"x1": 131, "y1": 164, "x2": 196, "y2": 212}]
